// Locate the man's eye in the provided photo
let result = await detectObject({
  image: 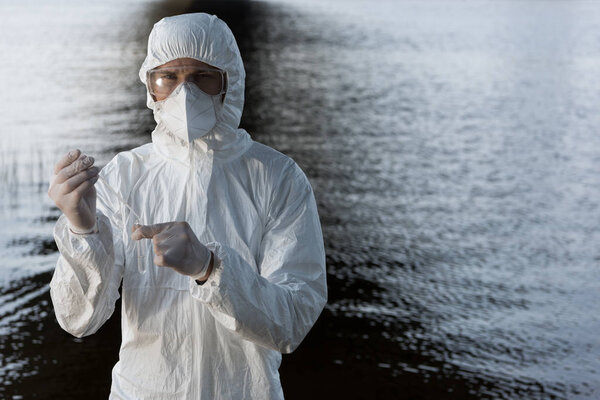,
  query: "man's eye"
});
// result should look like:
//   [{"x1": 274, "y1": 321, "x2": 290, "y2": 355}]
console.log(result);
[
  {"x1": 196, "y1": 71, "x2": 220, "y2": 79},
  {"x1": 159, "y1": 73, "x2": 177, "y2": 80}
]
